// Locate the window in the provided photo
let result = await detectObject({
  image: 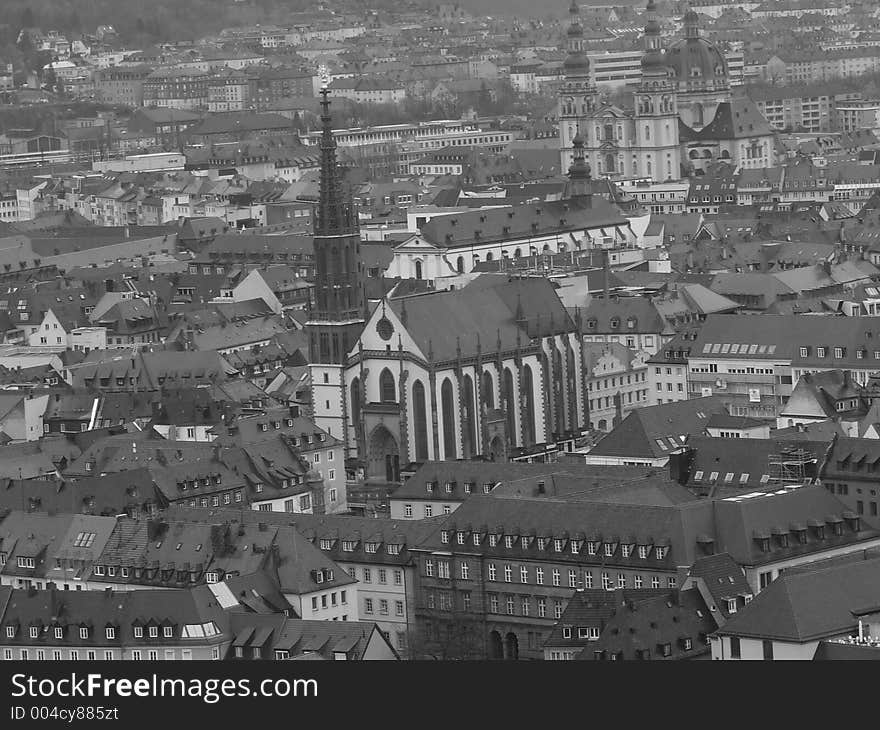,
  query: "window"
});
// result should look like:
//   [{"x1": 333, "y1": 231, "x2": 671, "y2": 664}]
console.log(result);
[
  {"x1": 364, "y1": 598, "x2": 373, "y2": 614},
  {"x1": 379, "y1": 569, "x2": 387, "y2": 584},
  {"x1": 424, "y1": 505, "x2": 433, "y2": 518},
  {"x1": 554, "y1": 600, "x2": 563, "y2": 620},
  {"x1": 730, "y1": 636, "x2": 741, "y2": 659},
  {"x1": 536, "y1": 567, "x2": 544, "y2": 585},
  {"x1": 569, "y1": 569, "x2": 577, "y2": 588},
  {"x1": 163, "y1": 627, "x2": 173, "y2": 638},
  {"x1": 617, "y1": 574, "x2": 626, "y2": 589},
  {"x1": 148, "y1": 626, "x2": 158, "y2": 638},
  {"x1": 394, "y1": 570, "x2": 403, "y2": 585},
  {"x1": 521, "y1": 566, "x2": 528, "y2": 583},
  {"x1": 651, "y1": 576, "x2": 660, "y2": 589},
  {"x1": 364, "y1": 568, "x2": 372, "y2": 583},
  {"x1": 106, "y1": 627, "x2": 116, "y2": 640},
  {"x1": 537, "y1": 597, "x2": 546, "y2": 618},
  {"x1": 504, "y1": 564, "x2": 512, "y2": 582},
  {"x1": 488, "y1": 563, "x2": 496, "y2": 581},
  {"x1": 404, "y1": 504, "x2": 413, "y2": 518},
  {"x1": 762, "y1": 639, "x2": 774, "y2": 660},
  {"x1": 79, "y1": 627, "x2": 88, "y2": 639},
  {"x1": 552, "y1": 569, "x2": 560, "y2": 587},
  {"x1": 634, "y1": 574, "x2": 643, "y2": 588}
]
